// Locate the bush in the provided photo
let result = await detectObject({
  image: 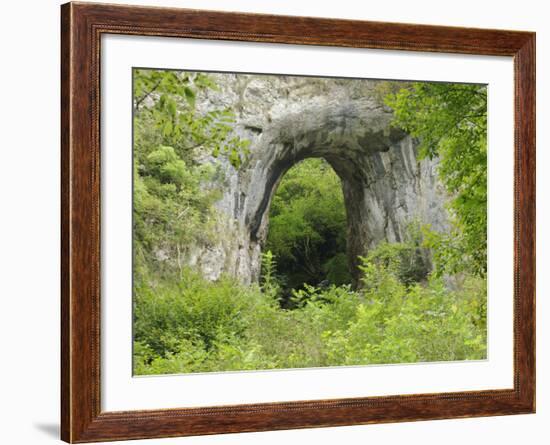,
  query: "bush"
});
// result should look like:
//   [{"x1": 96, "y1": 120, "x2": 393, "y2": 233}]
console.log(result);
[{"x1": 134, "y1": 251, "x2": 486, "y2": 374}]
